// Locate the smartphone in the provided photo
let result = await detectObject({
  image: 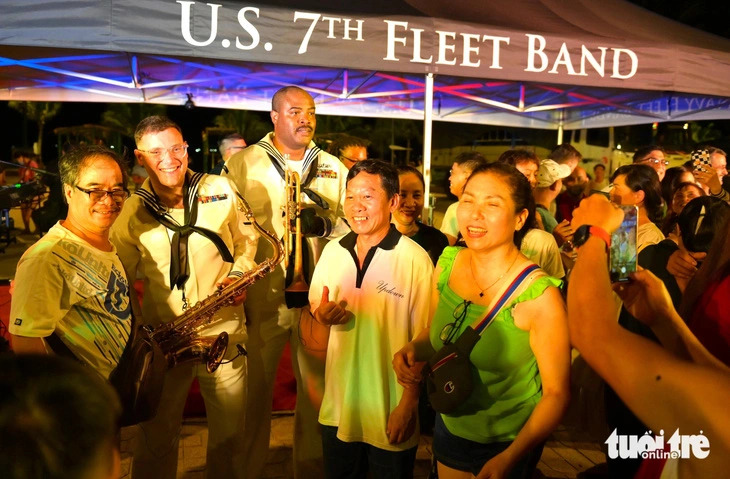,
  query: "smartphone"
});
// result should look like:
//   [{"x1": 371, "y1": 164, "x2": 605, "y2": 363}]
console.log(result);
[
  {"x1": 692, "y1": 149, "x2": 712, "y2": 172},
  {"x1": 609, "y1": 205, "x2": 638, "y2": 282}
]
